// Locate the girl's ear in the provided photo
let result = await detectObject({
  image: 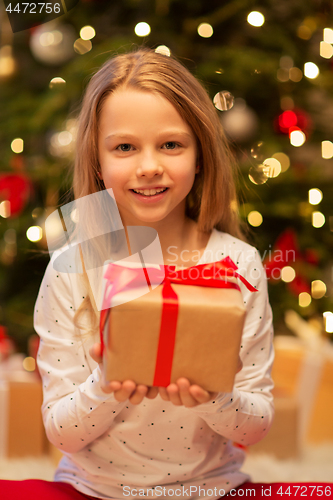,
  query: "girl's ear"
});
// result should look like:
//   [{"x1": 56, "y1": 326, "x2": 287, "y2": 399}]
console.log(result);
[{"x1": 97, "y1": 170, "x2": 103, "y2": 179}]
